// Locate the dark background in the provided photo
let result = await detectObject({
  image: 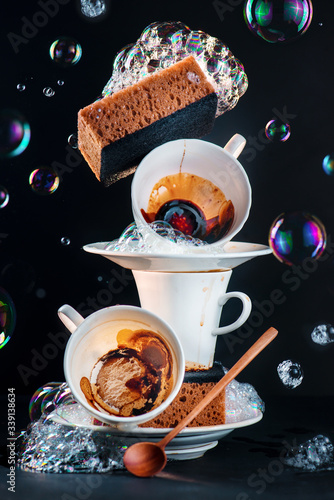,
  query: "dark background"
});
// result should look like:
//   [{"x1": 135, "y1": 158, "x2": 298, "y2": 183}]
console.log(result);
[{"x1": 1, "y1": 0, "x2": 333, "y2": 420}]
